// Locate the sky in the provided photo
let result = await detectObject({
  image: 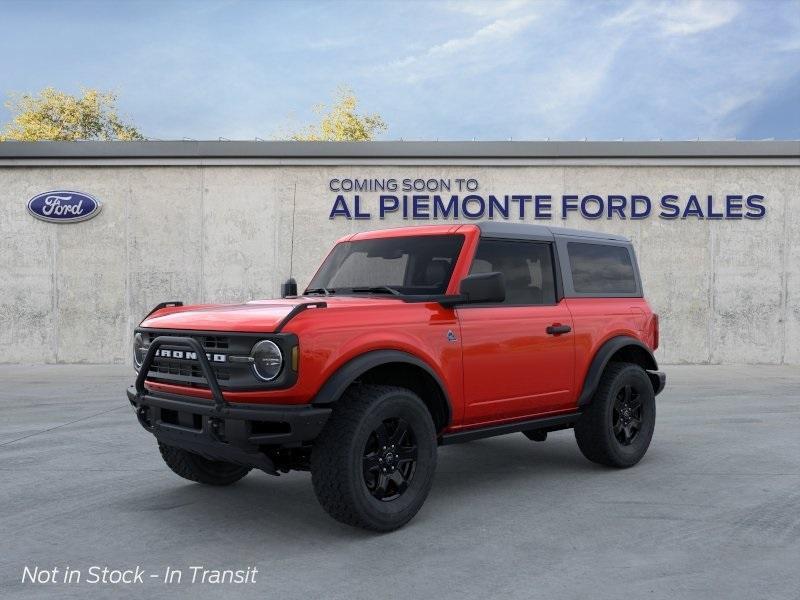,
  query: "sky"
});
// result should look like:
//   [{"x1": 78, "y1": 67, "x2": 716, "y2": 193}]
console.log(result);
[{"x1": 1, "y1": 0, "x2": 798, "y2": 140}]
